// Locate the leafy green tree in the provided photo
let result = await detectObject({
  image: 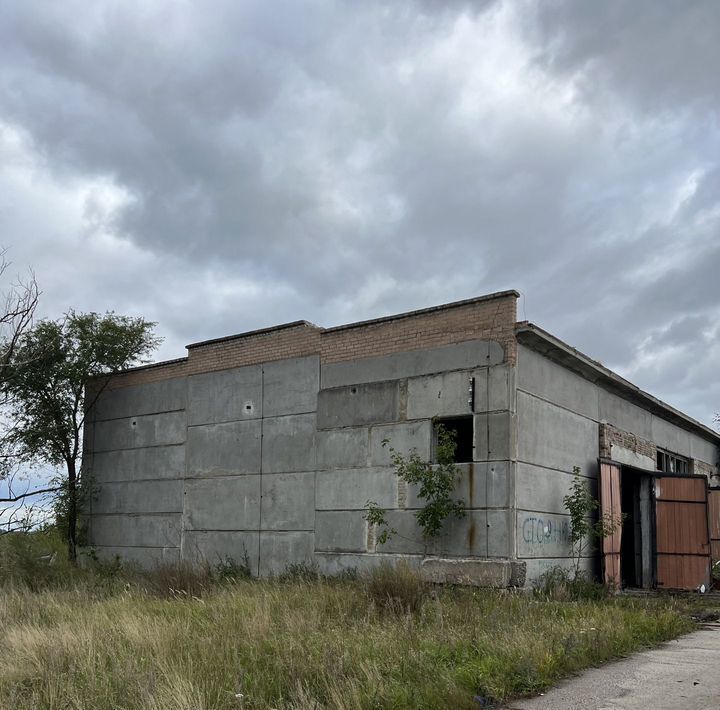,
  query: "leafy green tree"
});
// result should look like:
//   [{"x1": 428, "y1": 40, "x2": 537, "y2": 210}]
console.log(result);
[
  {"x1": 563, "y1": 466, "x2": 623, "y2": 577},
  {"x1": 364, "y1": 424, "x2": 466, "y2": 549},
  {"x1": 2, "y1": 312, "x2": 161, "y2": 561}
]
